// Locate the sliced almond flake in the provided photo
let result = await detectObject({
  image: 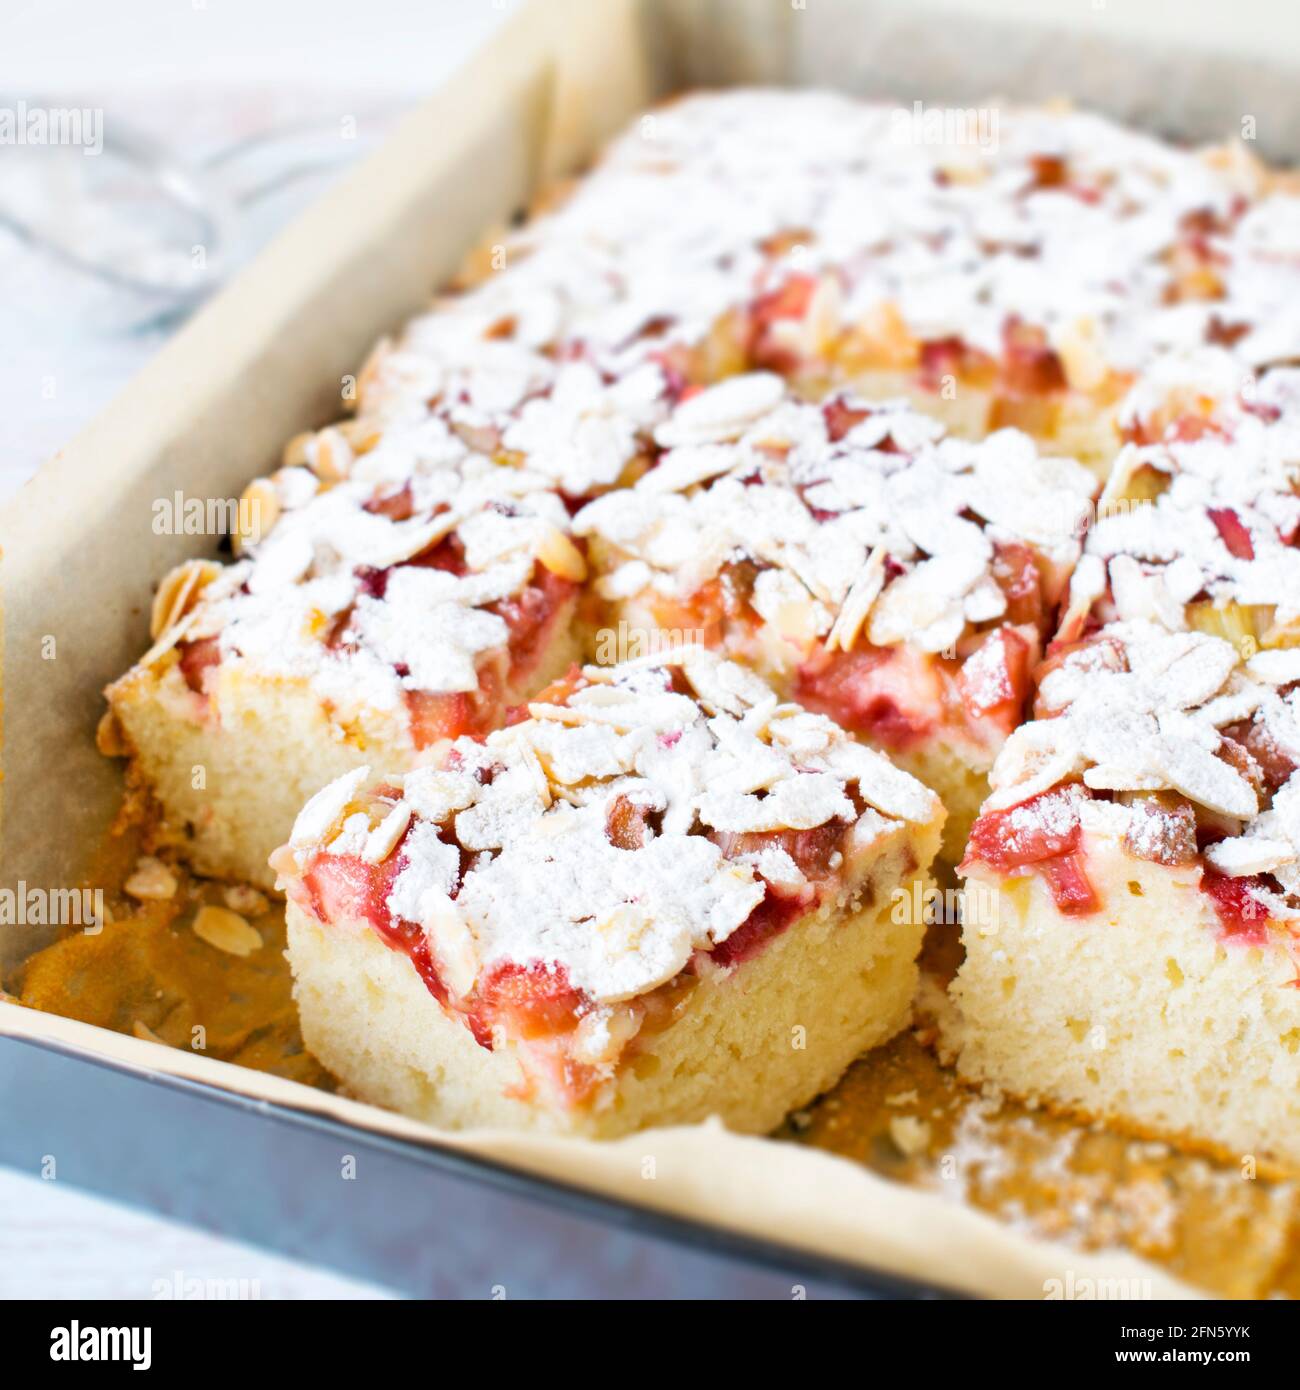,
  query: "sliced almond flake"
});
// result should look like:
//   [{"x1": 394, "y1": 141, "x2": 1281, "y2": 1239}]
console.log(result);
[
  {"x1": 362, "y1": 802, "x2": 413, "y2": 864},
  {"x1": 1153, "y1": 739, "x2": 1258, "y2": 819},
  {"x1": 422, "y1": 889, "x2": 479, "y2": 996},
  {"x1": 1137, "y1": 630, "x2": 1239, "y2": 708},
  {"x1": 985, "y1": 752, "x2": 1086, "y2": 810},
  {"x1": 750, "y1": 567, "x2": 832, "y2": 642},
  {"x1": 124, "y1": 856, "x2": 178, "y2": 902},
  {"x1": 535, "y1": 526, "x2": 588, "y2": 582},
  {"x1": 530, "y1": 689, "x2": 694, "y2": 734},
  {"x1": 1247, "y1": 648, "x2": 1300, "y2": 685},
  {"x1": 825, "y1": 741, "x2": 942, "y2": 824},
  {"x1": 233, "y1": 478, "x2": 281, "y2": 556},
  {"x1": 637, "y1": 444, "x2": 736, "y2": 493},
  {"x1": 1243, "y1": 887, "x2": 1300, "y2": 921},
  {"x1": 137, "y1": 612, "x2": 197, "y2": 670},
  {"x1": 777, "y1": 546, "x2": 836, "y2": 606},
  {"x1": 735, "y1": 846, "x2": 806, "y2": 890},
  {"x1": 1205, "y1": 835, "x2": 1293, "y2": 877},
  {"x1": 699, "y1": 772, "x2": 853, "y2": 833},
  {"x1": 149, "y1": 559, "x2": 223, "y2": 641},
  {"x1": 1082, "y1": 765, "x2": 1168, "y2": 793},
  {"x1": 399, "y1": 766, "x2": 481, "y2": 824},
  {"x1": 678, "y1": 648, "x2": 774, "y2": 716},
  {"x1": 1108, "y1": 556, "x2": 1187, "y2": 631},
  {"x1": 95, "y1": 709, "x2": 129, "y2": 758},
  {"x1": 491, "y1": 730, "x2": 553, "y2": 807},
  {"x1": 654, "y1": 372, "x2": 785, "y2": 447},
  {"x1": 824, "y1": 546, "x2": 887, "y2": 653},
  {"x1": 223, "y1": 884, "x2": 269, "y2": 916},
  {"x1": 192, "y1": 906, "x2": 263, "y2": 957},
  {"x1": 1051, "y1": 553, "x2": 1101, "y2": 639},
  {"x1": 290, "y1": 765, "x2": 371, "y2": 846}
]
